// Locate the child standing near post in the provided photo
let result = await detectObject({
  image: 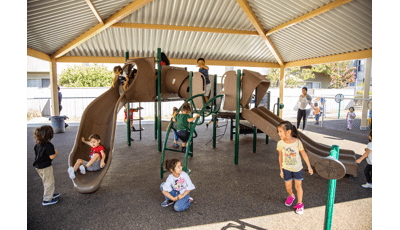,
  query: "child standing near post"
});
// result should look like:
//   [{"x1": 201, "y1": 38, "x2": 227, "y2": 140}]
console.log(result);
[
  {"x1": 356, "y1": 130, "x2": 372, "y2": 188},
  {"x1": 172, "y1": 103, "x2": 200, "y2": 153},
  {"x1": 167, "y1": 107, "x2": 180, "y2": 148},
  {"x1": 276, "y1": 121, "x2": 313, "y2": 214},
  {"x1": 346, "y1": 107, "x2": 356, "y2": 130},
  {"x1": 197, "y1": 58, "x2": 211, "y2": 106},
  {"x1": 160, "y1": 158, "x2": 195, "y2": 211},
  {"x1": 33, "y1": 125, "x2": 60, "y2": 206},
  {"x1": 313, "y1": 103, "x2": 320, "y2": 125}
]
